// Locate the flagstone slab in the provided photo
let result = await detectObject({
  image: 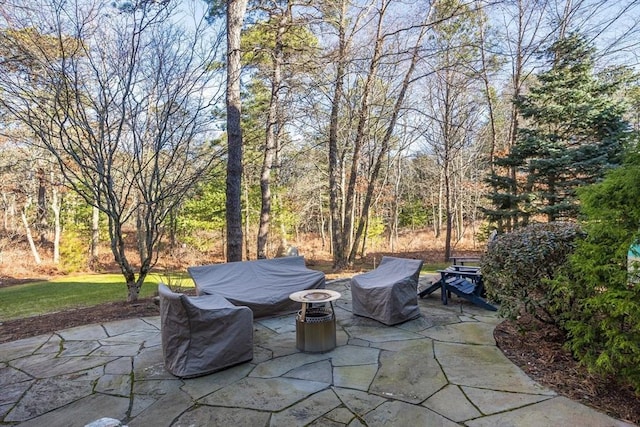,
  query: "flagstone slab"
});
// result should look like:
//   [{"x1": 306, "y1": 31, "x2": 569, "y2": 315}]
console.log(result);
[
  {"x1": 462, "y1": 386, "x2": 554, "y2": 414},
  {"x1": 466, "y1": 396, "x2": 635, "y2": 427},
  {"x1": 285, "y1": 359, "x2": 333, "y2": 383},
  {"x1": 256, "y1": 314, "x2": 296, "y2": 334},
  {"x1": 395, "y1": 314, "x2": 459, "y2": 333},
  {"x1": 334, "y1": 302, "x2": 354, "y2": 319},
  {"x1": 141, "y1": 332, "x2": 162, "y2": 348},
  {"x1": 252, "y1": 345, "x2": 273, "y2": 364},
  {"x1": 0, "y1": 335, "x2": 51, "y2": 362},
  {"x1": 422, "y1": 384, "x2": 482, "y2": 422},
  {"x1": 372, "y1": 338, "x2": 434, "y2": 353},
  {"x1": 434, "y1": 341, "x2": 552, "y2": 394},
  {"x1": 325, "y1": 406, "x2": 358, "y2": 424},
  {"x1": 104, "y1": 357, "x2": 134, "y2": 375},
  {"x1": 103, "y1": 318, "x2": 159, "y2": 336},
  {"x1": 132, "y1": 347, "x2": 173, "y2": 380},
  {"x1": 127, "y1": 389, "x2": 194, "y2": 427},
  {"x1": 133, "y1": 378, "x2": 182, "y2": 398},
  {"x1": 182, "y1": 363, "x2": 253, "y2": 399},
  {"x1": 4, "y1": 377, "x2": 94, "y2": 422},
  {"x1": 474, "y1": 313, "x2": 502, "y2": 325},
  {"x1": 370, "y1": 340, "x2": 446, "y2": 403},
  {"x1": 0, "y1": 364, "x2": 32, "y2": 386},
  {"x1": 143, "y1": 316, "x2": 161, "y2": 329},
  {"x1": 95, "y1": 373, "x2": 132, "y2": 397},
  {"x1": 417, "y1": 300, "x2": 464, "y2": 317},
  {"x1": 91, "y1": 343, "x2": 144, "y2": 357},
  {"x1": 59, "y1": 340, "x2": 101, "y2": 357},
  {"x1": 12, "y1": 394, "x2": 129, "y2": 427},
  {"x1": 200, "y1": 377, "x2": 328, "y2": 411},
  {"x1": 10, "y1": 353, "x2": 116, "y2": 378},
  {"x1": 341, "y1": 325, "x2": 423, "y2": 343},
  {"x1": 363, "y1": 400, "x2": 460, "y2": 426},
  {"x1": 270, "y1": 388, "x2": 342, "y2": 426},
  {"x1": 420, "y1": 322, "x2": 497, "y2": 345},
  {"x1": 0, "y1": 404, "x2": 13, "y2": 420},
  {"x1": 100, "y1": 330, "x2": 159, "y2": 345},
  {"x1": 254, "y1": 332, "x2": 298, "y2": 358},
  {"x1": 253, "y1": 322, "x2": 278, "y2": 343},
  {"x1": 0, "y1": 380, "x2": 33, "y2": 406},
  {"x1": 130, "y1": 394, "x2": 156, "y2": 418},
  {"x1": 173, "y1": 406, "x2": 270, "y2": 427},
  {"x1": 57, "y1": 324, "x2": 108, "y2": 341},
  {"x1": 333, "y1": 364, "x2": 379, "y2": 390},
  {"x1": 250, "y1": 352, "x2": 328, "y2": 378},
  {"x1": 329, "y1": 344, "x2": 380, "y2": 366},
  {"x1": 333, "y1": 387, "x2": 387, "y2": 417},
  {"x1": 34, "y1": 335, "x2": 64, "y2": 355},
  {"x1": 336, "y1": 327, "x2": 350, "y2": 347}
]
